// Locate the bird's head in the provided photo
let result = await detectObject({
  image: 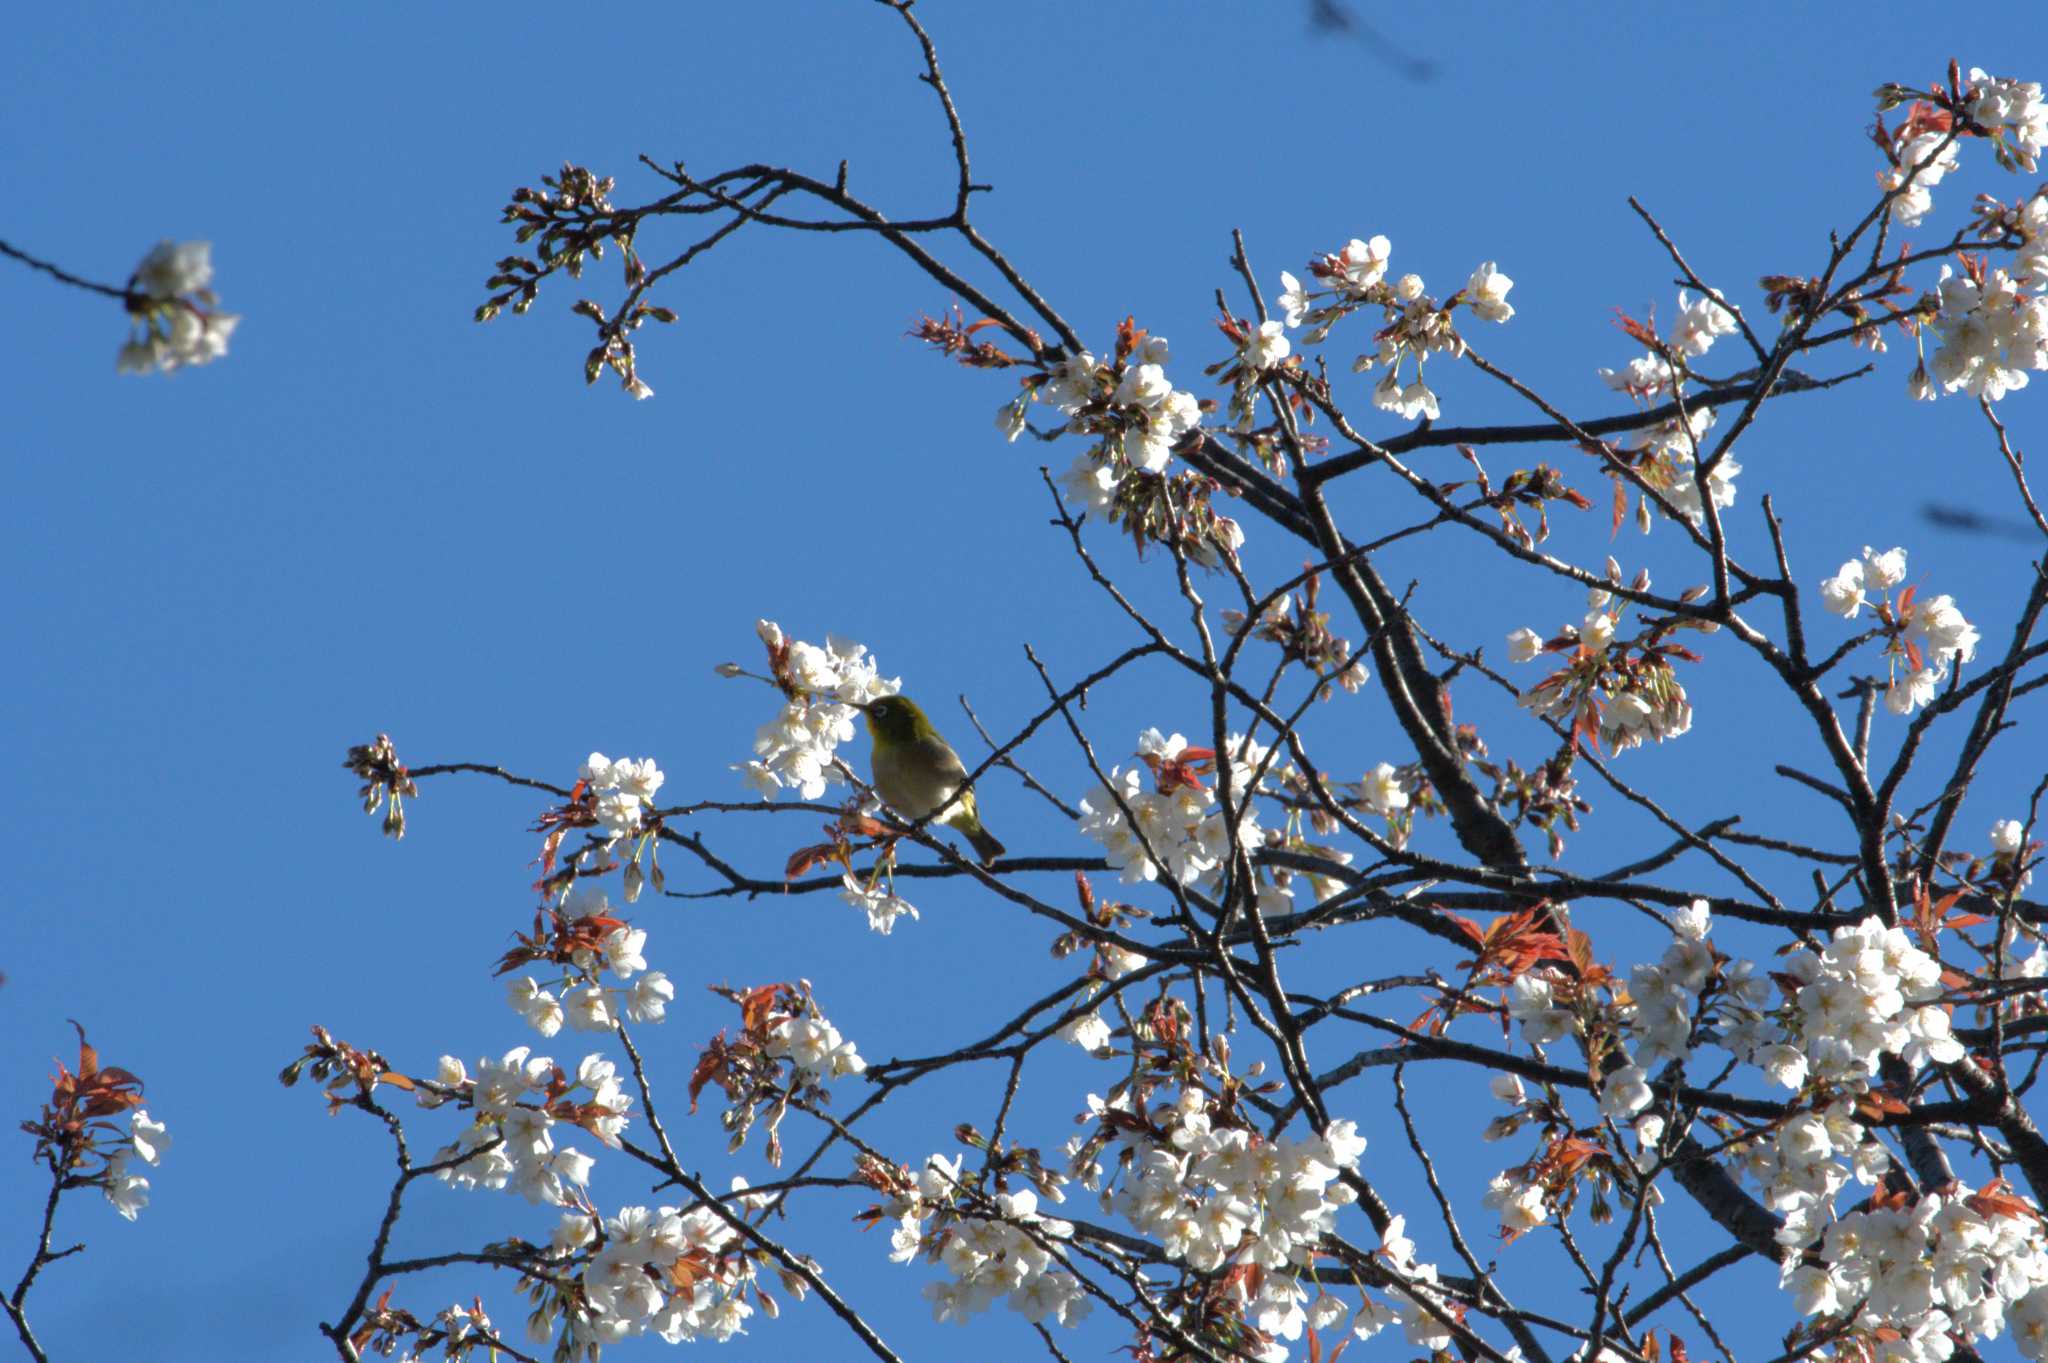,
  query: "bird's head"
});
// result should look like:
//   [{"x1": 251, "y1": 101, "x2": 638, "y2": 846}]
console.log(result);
[{"x1": 859, "y1": 694, "x2": 935, "y2": 744}]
